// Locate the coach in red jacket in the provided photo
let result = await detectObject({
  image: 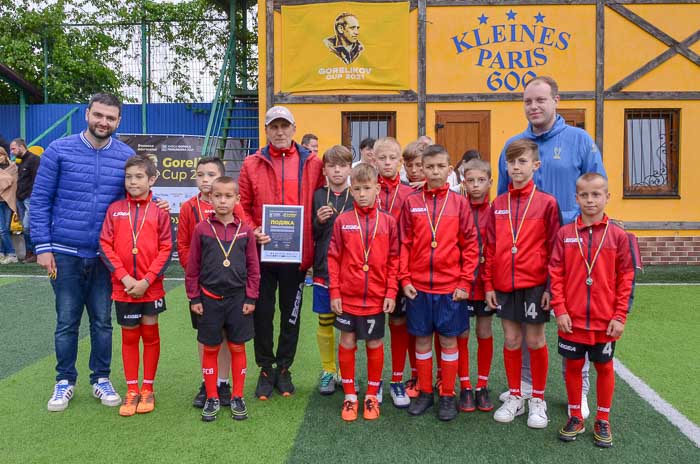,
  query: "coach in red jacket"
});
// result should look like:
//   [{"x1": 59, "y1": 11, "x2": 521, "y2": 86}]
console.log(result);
[{"x1": 238, "y1": 106, "x2": 325, "y2": 399}]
